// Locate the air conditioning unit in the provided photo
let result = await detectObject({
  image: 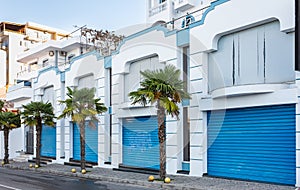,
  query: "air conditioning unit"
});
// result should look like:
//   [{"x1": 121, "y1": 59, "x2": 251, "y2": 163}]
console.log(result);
[{"x1": 60, "y1": 51, "x2": 67, "y2": 56}]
